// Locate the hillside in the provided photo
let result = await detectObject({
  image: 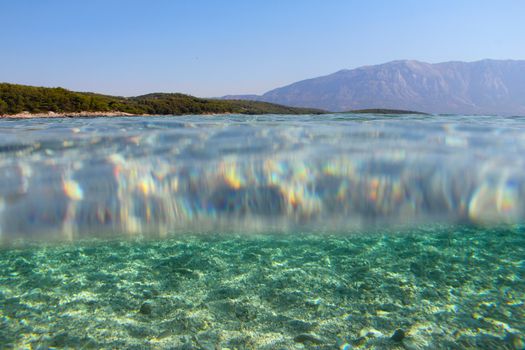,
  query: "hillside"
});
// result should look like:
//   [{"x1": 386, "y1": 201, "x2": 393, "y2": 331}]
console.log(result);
[
  {"x1": 0, "y1": 83, "x2": 324, "y2": 116},
  {"x1": 223, "y1": 59, "x2": 525, "y2": 115}
]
